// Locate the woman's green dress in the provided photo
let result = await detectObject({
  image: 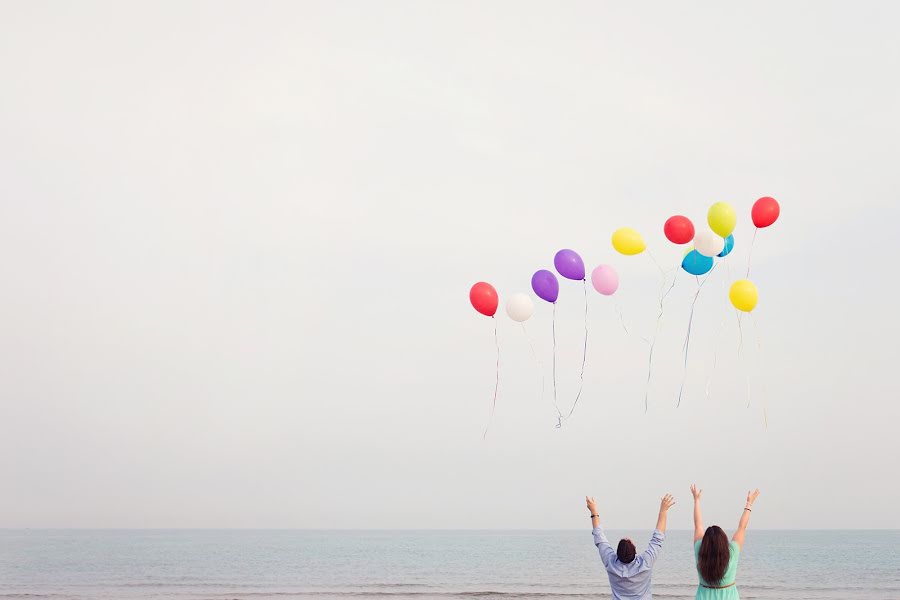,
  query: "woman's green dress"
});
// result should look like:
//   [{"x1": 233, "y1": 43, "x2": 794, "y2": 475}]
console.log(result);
[{"x1": 694, "y1": 539, "x2": 741, "y2": 599}]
